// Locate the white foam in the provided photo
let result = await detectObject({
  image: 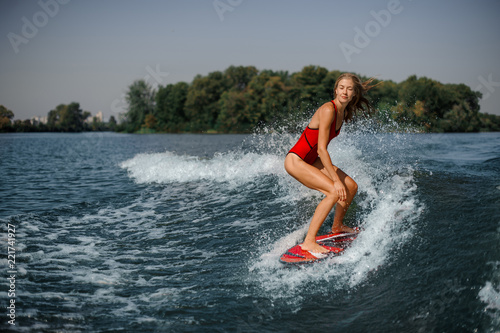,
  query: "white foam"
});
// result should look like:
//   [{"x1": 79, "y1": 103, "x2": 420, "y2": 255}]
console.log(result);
[
  {"x1": 121, "y1": 151, "x2": 284, "y2": 185},
  {"x1": 250, "y1": 171, "x2": 421, "y2": 300},
  {"x1": 480, "y1": 281, "x2": 500, "y2": 311},
  {"x1": 479, "y1": 258, "x2": 500, "y2": 329},
  {"x1": 72, "y1": 269, "x2": 123, "y2": 285}
]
